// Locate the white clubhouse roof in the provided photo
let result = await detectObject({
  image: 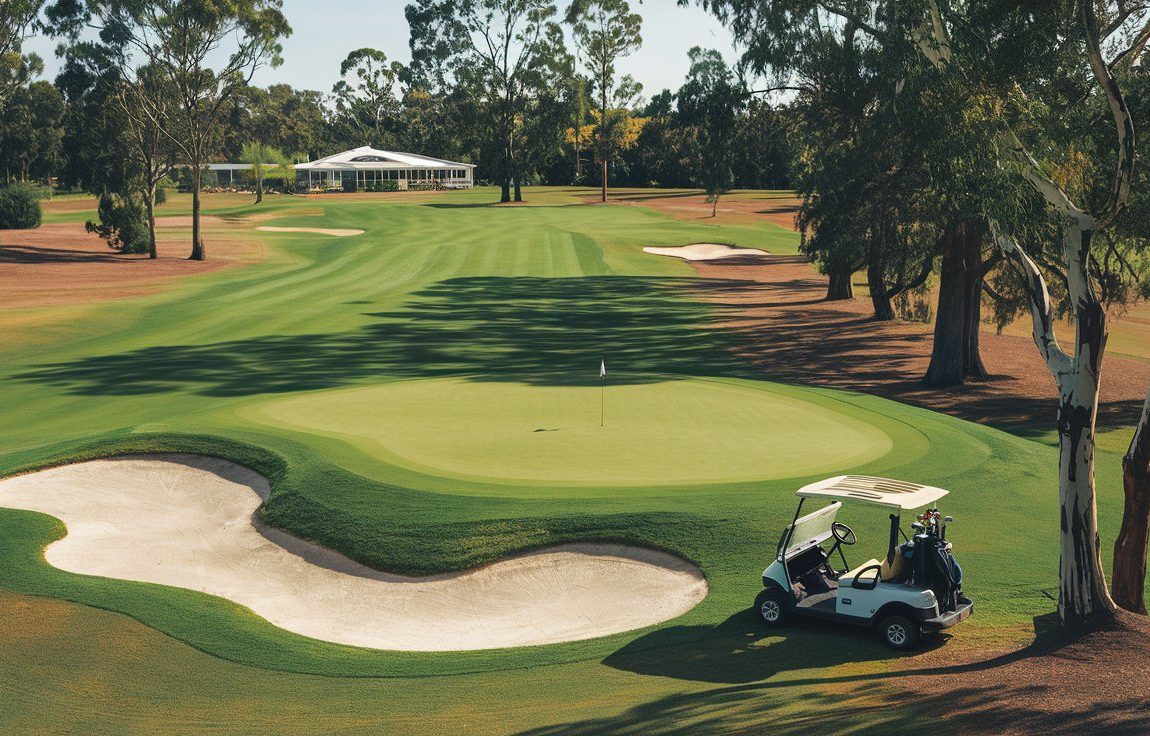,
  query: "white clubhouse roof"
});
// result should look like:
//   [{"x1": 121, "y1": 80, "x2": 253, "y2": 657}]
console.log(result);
[
  {"x1": 296, "y1": 146, "x2": 475, "y2": 171},
  {"x1": 796, "y1": 475, "x2": 949, "y2": 510}
]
